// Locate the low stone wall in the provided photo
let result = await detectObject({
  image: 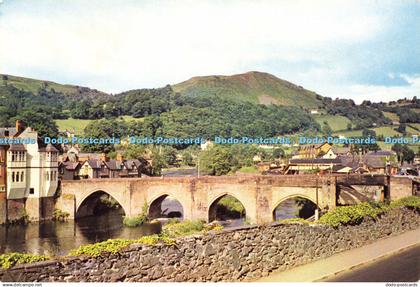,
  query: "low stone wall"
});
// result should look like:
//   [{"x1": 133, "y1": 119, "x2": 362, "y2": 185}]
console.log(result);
[{"x1": 1, "y1": 208, "x2": 419, "y2": 282}]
